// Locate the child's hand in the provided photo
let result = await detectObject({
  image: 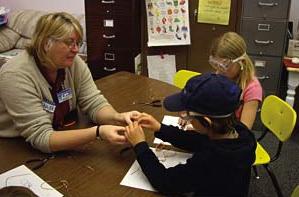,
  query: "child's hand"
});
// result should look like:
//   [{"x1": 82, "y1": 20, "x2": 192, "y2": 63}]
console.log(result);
[
  {"x1": 178, "y1": 118, "x2": 194, "y2": 130},
  {"x1": 178, "y1": 117, "x2": 188, "y2": 128},
  {"x1": 125, "y1": 121, "x2": 145, "y2": 146},
  {"x1": 137, "y1": 113, "x2": 161, "y2": 132}
]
